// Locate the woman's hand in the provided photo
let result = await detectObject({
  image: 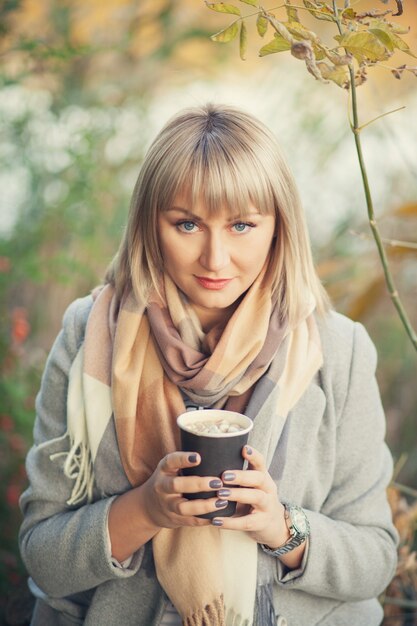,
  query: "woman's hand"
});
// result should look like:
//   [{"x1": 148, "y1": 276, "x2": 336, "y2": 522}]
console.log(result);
[
  {"x1": 141, "y1": 451, "x2": 229, "y2": 529},
  {"x1": 211, "y1": 445, "x2": 290, "y2": 549},
  {"x1": 109, "y1": 451, "x2": 229, "y2": 562}
]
